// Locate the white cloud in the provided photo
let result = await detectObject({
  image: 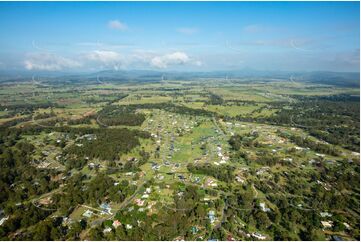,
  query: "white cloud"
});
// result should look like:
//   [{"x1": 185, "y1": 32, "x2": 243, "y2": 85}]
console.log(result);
[
  {"x1": 150, "y1": 52, "x2": 190, "y2": 68},
  {"x1": 86, "y1": 50, "x2": 121, "y2": 63},
  {"x1": 177, "y1": 27, "x2": 198, "y2": 35},
  {"x1": 108, "y1": 20, "x2": 128, "y2": 31},
  {"x1": 24, "y1": 53, "x2": 81, "y2": 71}
]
